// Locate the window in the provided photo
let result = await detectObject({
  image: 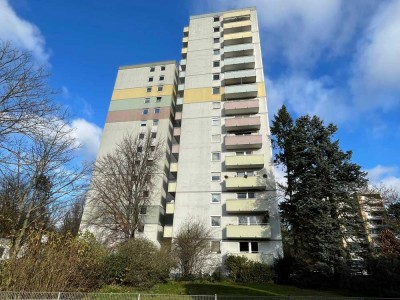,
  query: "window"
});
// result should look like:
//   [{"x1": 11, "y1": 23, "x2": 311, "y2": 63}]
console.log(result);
[
  {"x1": 239, "y1": 215, "x2": 268, "y2": 225},
  {"x1": 214, "y1": 27, "x2": 220, "y2": 32},
  {"x1": 137, "y1": 146, "x2": 143, "y2": 152},
  {"x1": 148, "y1": 77, "x2": 154, "y2": 82},
  {"x1": 154, "y1": 107, "x2": 160, "y2": 114},
  {"x1": 212, "y1": 87, "x2": 220, "y2": 94},
  {"x1": 143, "y1": 109, "x2": 149, "y2": 115},
  {"x1": 212, "y1": 152, "x2": 220, "y2": 161},
  {"x1": 143, "y1": 191, "x2": 149, "y2": 198},
  {"x1": 138, "y1": 224, "x2": 145, "y2": 232},
  {"x1": 237, "y1": 171, "x2": 254, "y2": 177},
  {"x1": 213, "y1": 49, "x2": 220, "y2": 55},
  {"x1": 240, "y1": 242, "x2": 258, "y2": 253},
  {"x1": 146, "y1": 86, "x2": 152, "y2": 92},
  {"x1": 211, "y1": 193, "x2": 221, "y2": 203},
  {"x1": 160, "y1": 66, "x2": 166, "y2": 71},
  {"x1": 214, "y1": 16, "x2": 220, "y2": 22},
  {"x1": 156, "y1": 97, "x2": 162, "y2": 102},
  {"x1": 151, "y1": 131, "x2": 157, "y2": 138},
  {"x1": 213, "y1": 74, "x2": 220, "y2": 80},
  {"x1": 144, "y1": 98, "x2": 150, "y2": 104},
  {"x1": 211, "y1": 216, "x2": 221, "y2": 227},
  {"x1": 135, "y1": 160, "x2": 140, "y2": 166},
  {"x1": 248, "y1": 192, "x2": 255, "y2": 199},
  {"x1": 211, "y1": 117, "x2": 220, "y2": 126},
  {"x1": 158, "y1": 86, "x2": 163, "y2": 91},
  {"x1": 211, "y1": 134, "x2": 221, "y2": 142},
  {"x1": 159, "y1": 75, "x2": 165, "y2": 81},
  {"x1": 212, "y1": 102, "x2": 221, "y2": 109},
  {"x1": 237, "y1": 192, "x2": 256, "y2": 199},
  {"x1": 213, "y1": 61, "x2": 220, "y2": 67},
  {"x1": 211, "y1": 172, "x2": 221, "y2": 181},
  {"x1": 236, "y1": 151, "x2": 252, "y2": 156},
  {"x1": 210, "y1": 241, "x2": 221, "y2": 253},
  {"x1": 150, "y1": 146, "x2": 156, "y2": 152},
  {"x1": 140, "y1": 206, "x2": 147, "y2": 215},
  {"x1": 214, "y1": 38, "x2": 220, "y2": 43},
  {"x1": 153, "y1": 119, "x2": 159, "y2": 126},
  {"x1": 139, "y1": 133, "x2": 145, "y2": 139},
  {"x1": 150, "y1": 66, "x2": 155, "y2": 72},
  {"x1": 140, "y1": 121, "x2": 147, "y2": 127}
]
